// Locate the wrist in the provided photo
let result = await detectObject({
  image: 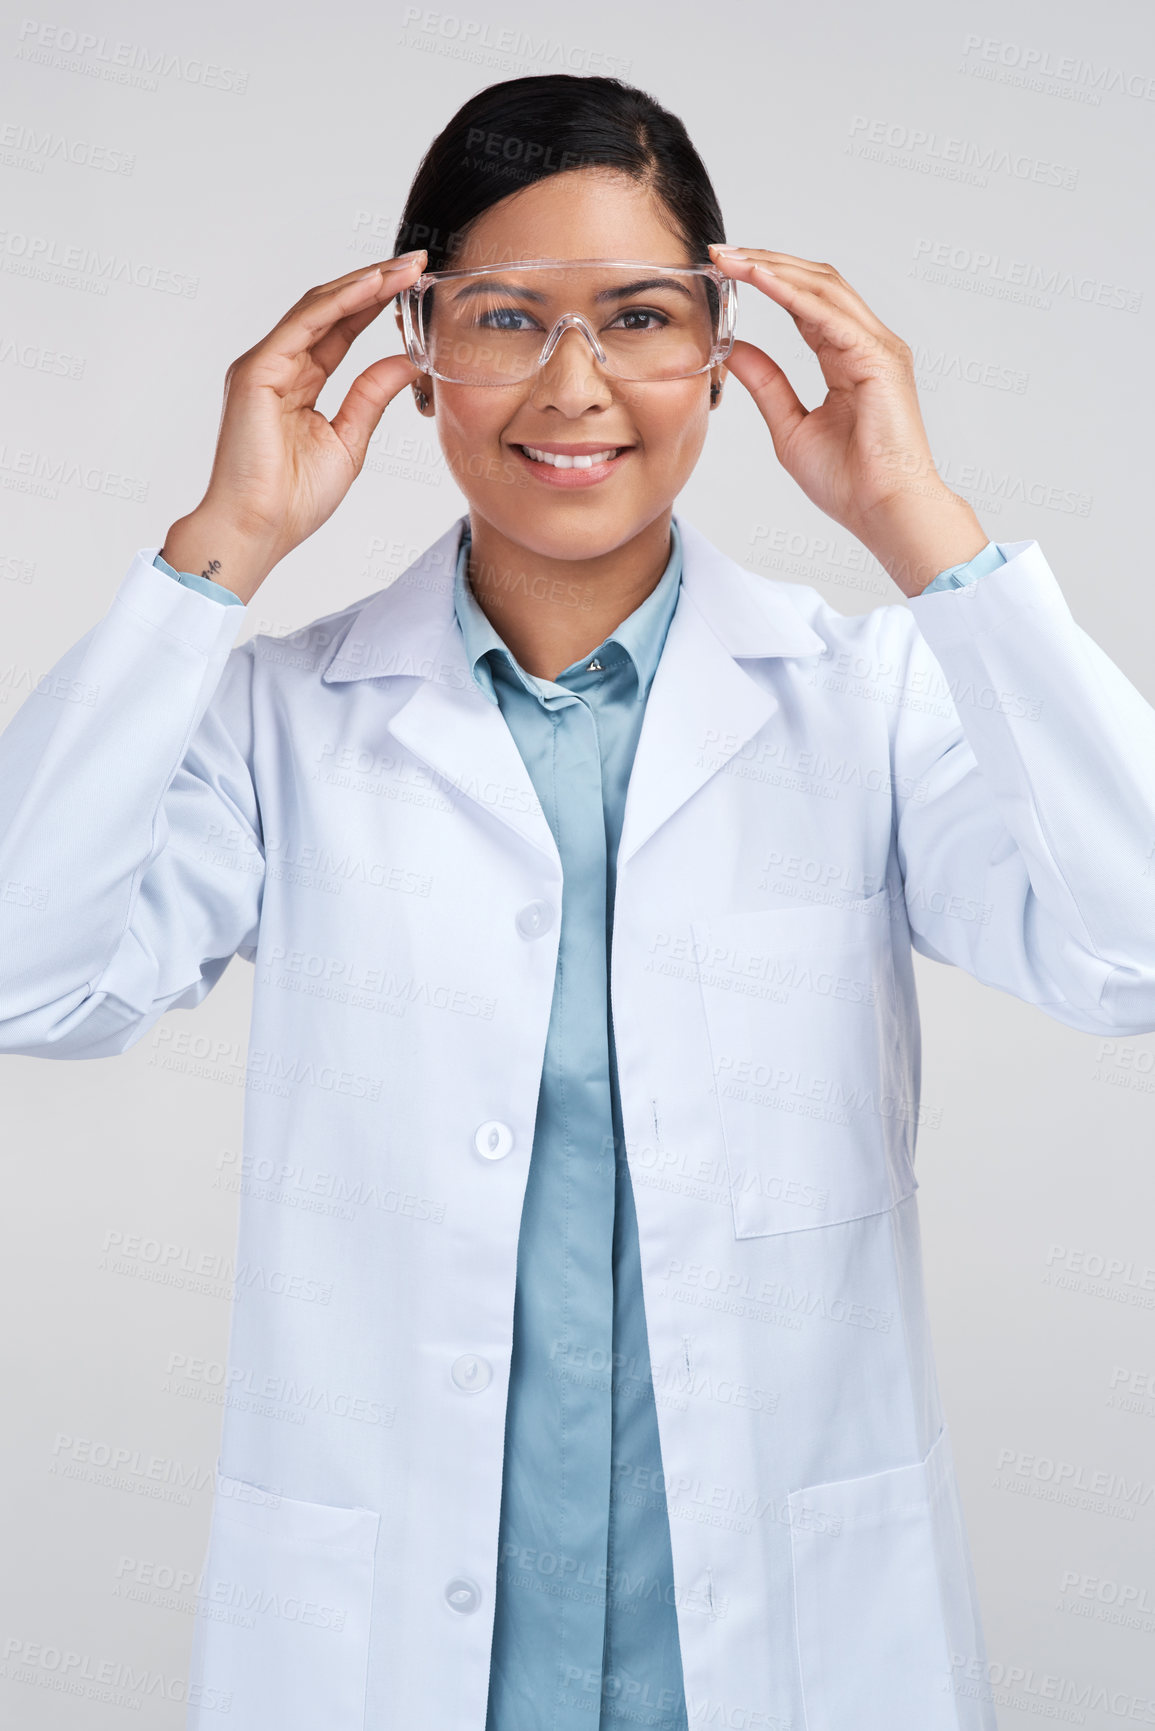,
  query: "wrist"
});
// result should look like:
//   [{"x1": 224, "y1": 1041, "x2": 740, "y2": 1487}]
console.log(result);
[
  {"x1": 856, "y1": 487, "x2": 990, "y2": 600},
  {"x1": 160, "y1": 508, "x2": 275, "y2": 606}
]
